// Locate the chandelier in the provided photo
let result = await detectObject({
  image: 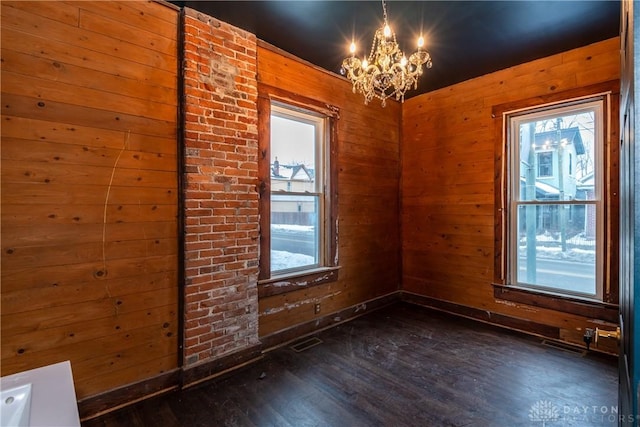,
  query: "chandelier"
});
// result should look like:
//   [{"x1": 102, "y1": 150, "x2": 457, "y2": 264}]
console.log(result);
[{"x1": 341, "y1": 0, "x2": 432, "y2": 106}]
